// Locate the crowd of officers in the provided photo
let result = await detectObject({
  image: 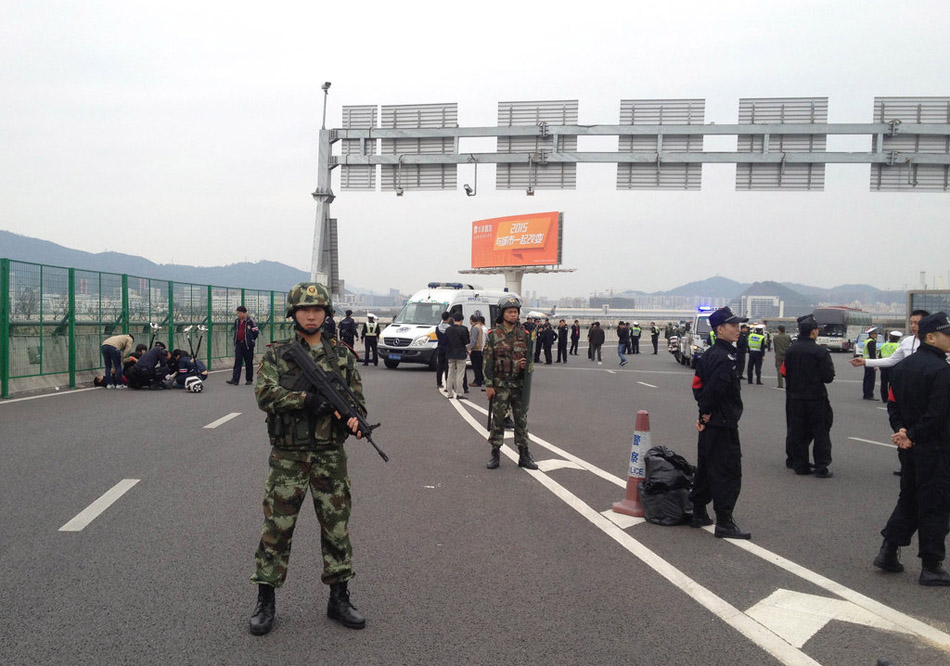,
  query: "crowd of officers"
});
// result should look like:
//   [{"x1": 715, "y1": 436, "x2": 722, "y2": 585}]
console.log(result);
[{"x1": 688, "y1": 305, "x2": 950, "y2": 590}]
